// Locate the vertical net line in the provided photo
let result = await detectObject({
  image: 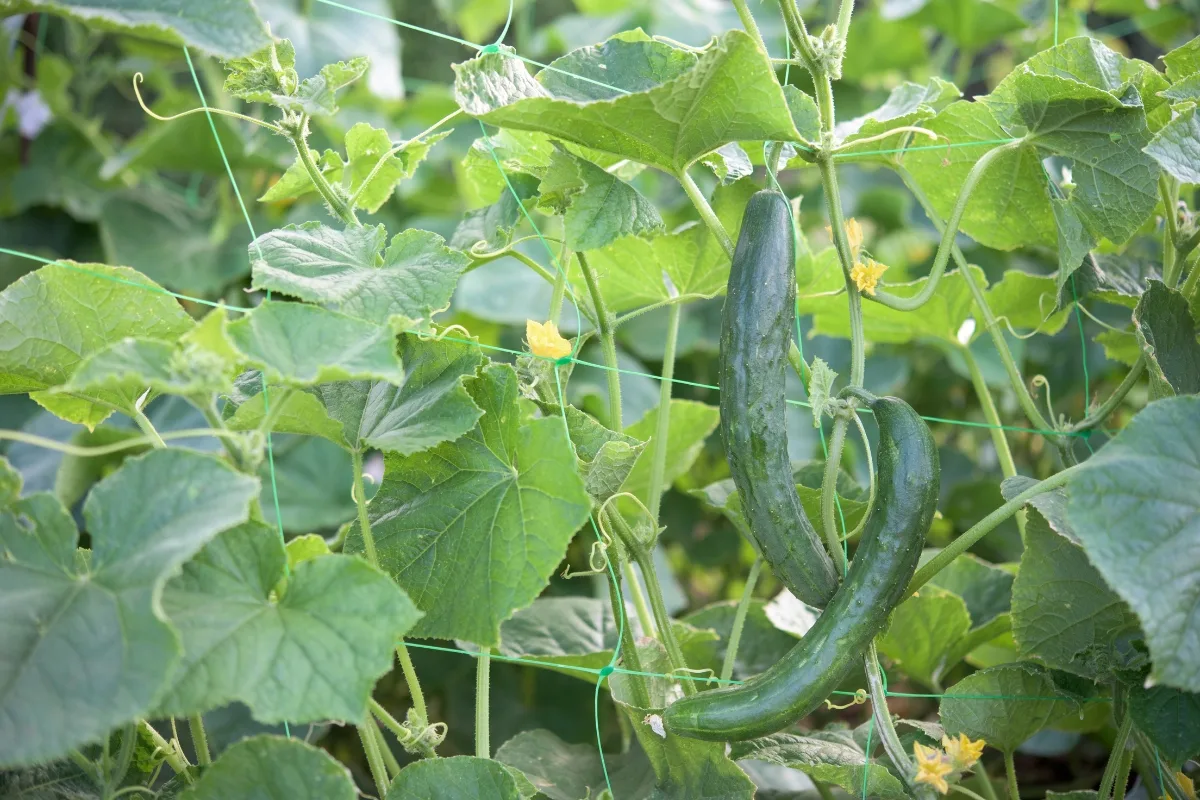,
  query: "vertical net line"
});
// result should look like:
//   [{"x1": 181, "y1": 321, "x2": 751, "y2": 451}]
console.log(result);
[{"x1": 182, "y1": 46, "x2": 291, "y2": 738}]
